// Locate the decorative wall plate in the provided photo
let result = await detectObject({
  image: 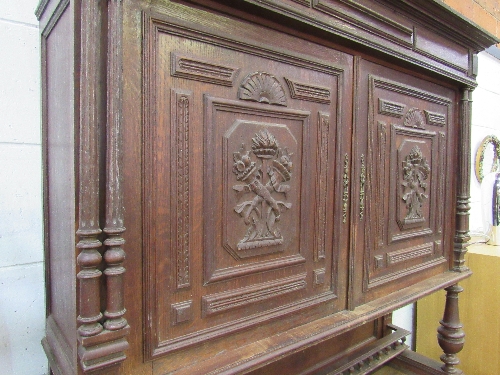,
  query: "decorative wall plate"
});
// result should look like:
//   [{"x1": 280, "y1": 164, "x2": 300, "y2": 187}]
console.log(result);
[{"x1": 475, "y1": 135, "x2": 500, "y2": 182}]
